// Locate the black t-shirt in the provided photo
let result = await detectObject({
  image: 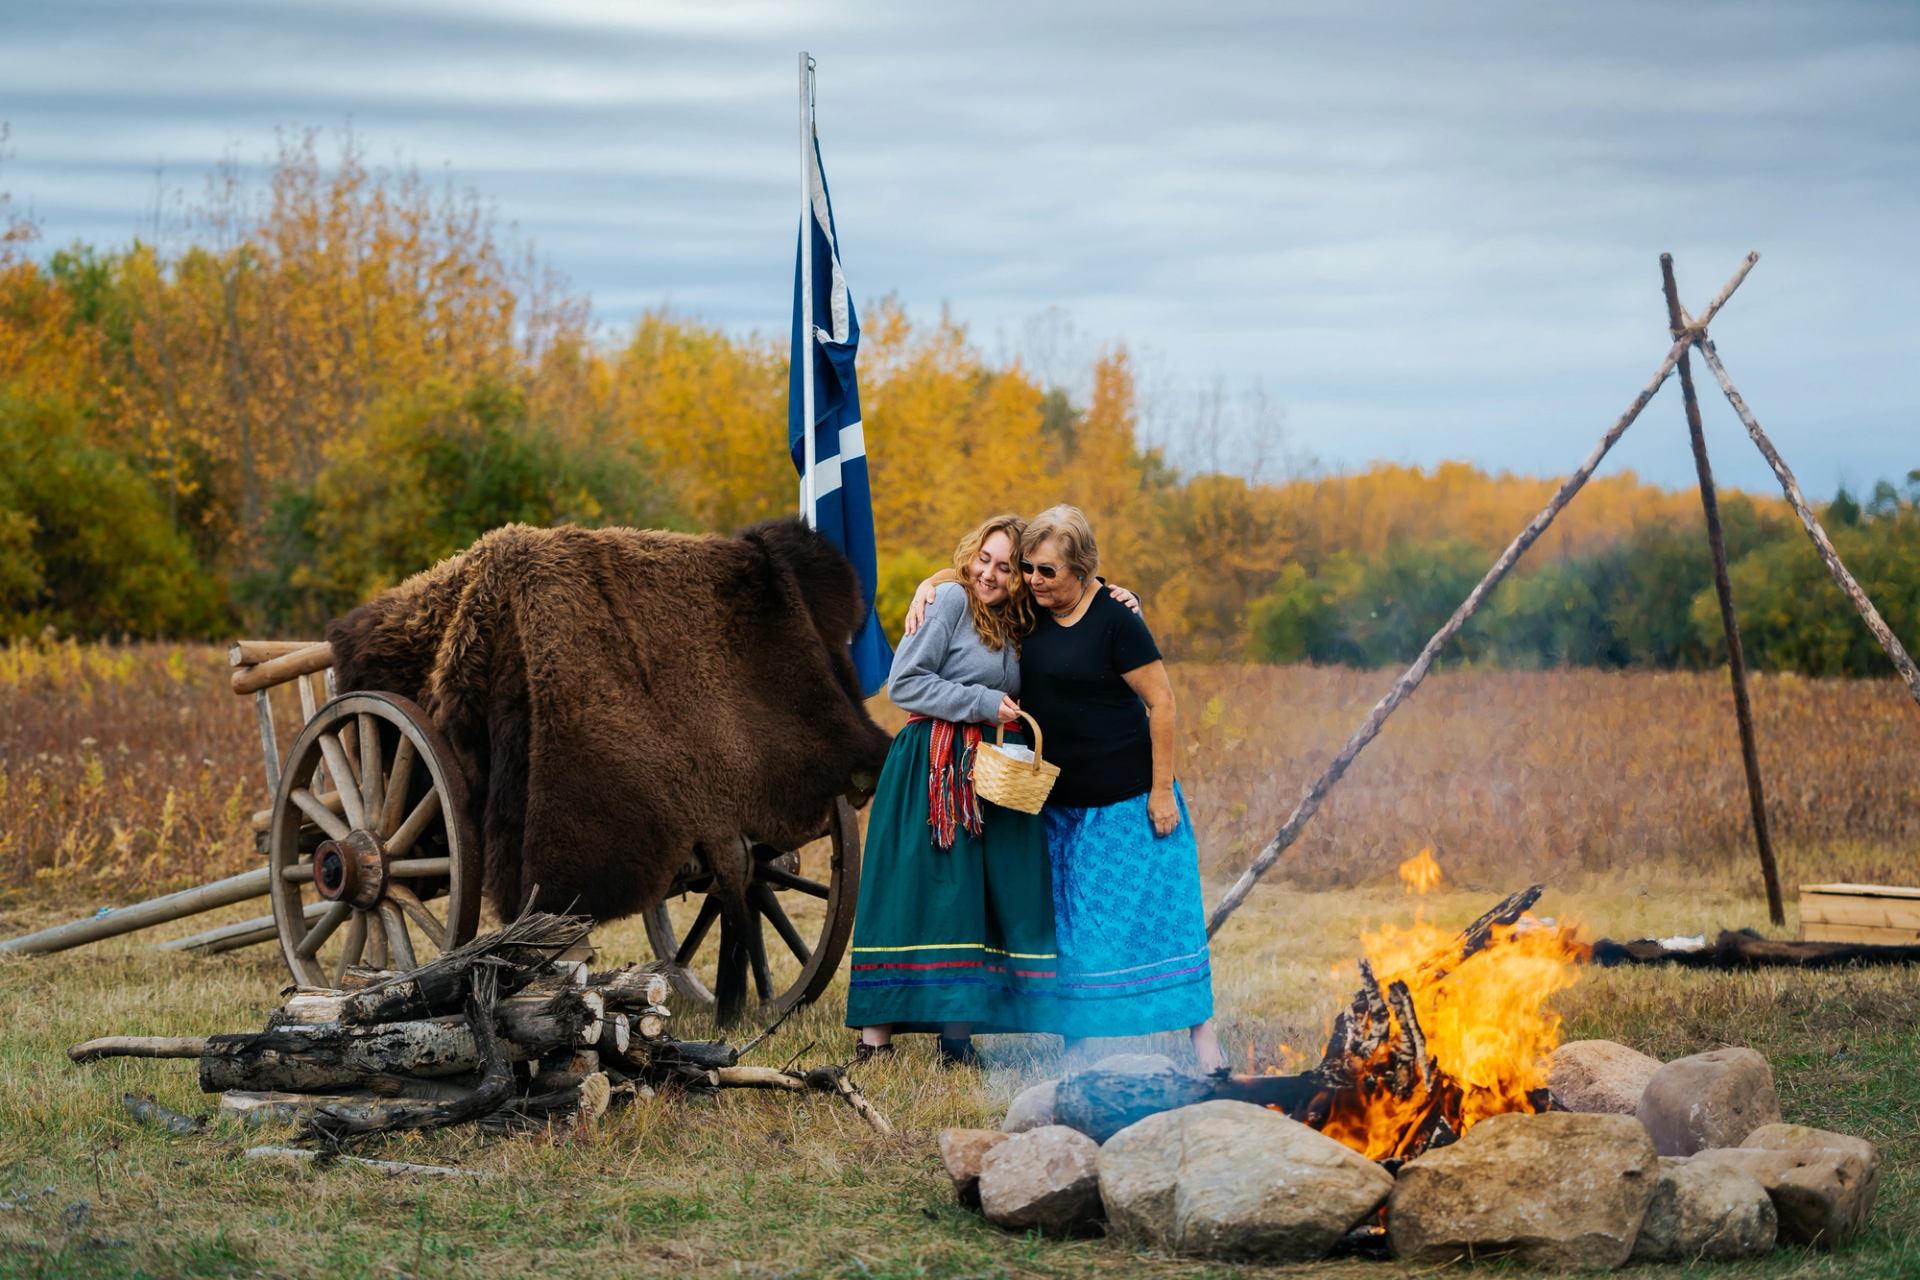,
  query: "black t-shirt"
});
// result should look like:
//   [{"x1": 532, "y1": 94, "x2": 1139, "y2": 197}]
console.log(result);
[{"x1": 1019, "y1": 588, "x2": 1163, "y2": 808}]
